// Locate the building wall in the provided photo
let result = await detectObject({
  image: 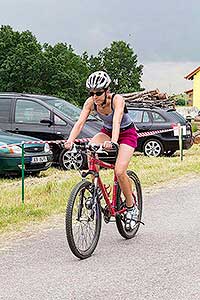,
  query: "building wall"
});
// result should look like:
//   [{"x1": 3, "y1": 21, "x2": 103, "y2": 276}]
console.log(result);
[
  {"x1": 193, "y1": 71, "x2": 200, "y2": 109},
  {"x1": 187, "y1": 91, "x2": 193, "y2": 106}
]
